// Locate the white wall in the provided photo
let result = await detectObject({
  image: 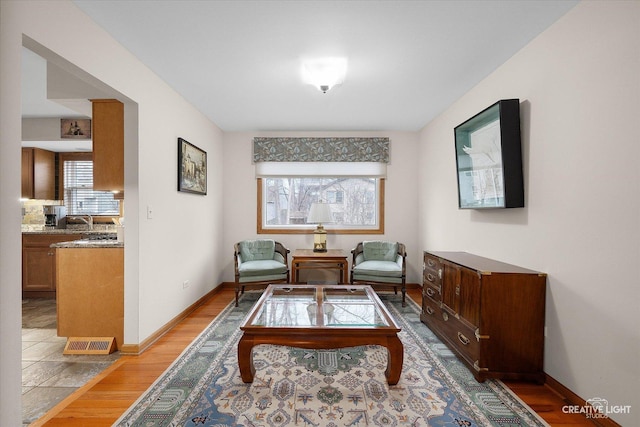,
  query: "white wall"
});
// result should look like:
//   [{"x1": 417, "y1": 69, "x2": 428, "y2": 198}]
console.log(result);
[
  {"x1": 0, "y1": 2, "x2": 224, "y2": 424},
  {"x1": 2, "y1": 2, "x2": 636, "y2": 426},
  {"x1": 223, "y1": 131, "x2": 421, "y2": 284},
  {"x1": 418, "y1": 2, "x2": 639, "y2": 425},
  {"x1": 0, "y1": 2, "x2": 26, "y2": 422}
]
